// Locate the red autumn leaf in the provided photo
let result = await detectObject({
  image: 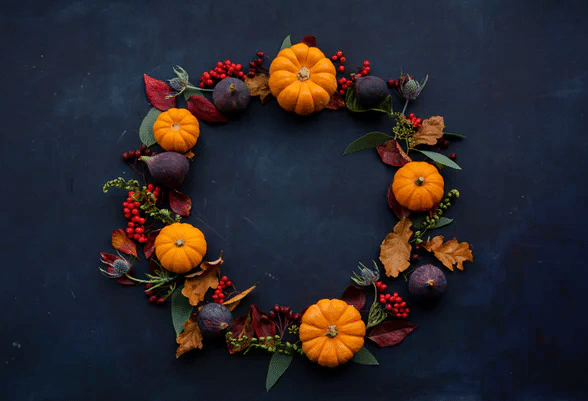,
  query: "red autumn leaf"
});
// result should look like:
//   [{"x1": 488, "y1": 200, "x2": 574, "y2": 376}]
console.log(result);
[
  {"x1": 111, "y1": 229, "x2": 138, "y2": 258},
  {"x1": 99, "y1": 252, "x2": 135, "y2": 286},
  {"x1": 143, "y1": 74, "x2": 176, "y2": 111},
  {"x1": 227, "y1": 310, "x2": 255, "y2": 354},
  {"x1": 325, "y1": 93, "x2": 346, "y2": 110},
  {"x1": 169, "y1": 189, "x2": 192, "y2": 217},
  {"x1": 186, "y1": 95, "x2": 229, "y2": 123},
  {"x1": 250, "y1": 305, "x2": 276, "y2": 343},
  {"x1": 376, "y1": 139, "x2": 412, "y2": 167},
  {"x1": 367, "y1": 320, "x2": 418, "y2": 347},
  {"x1": 301, "y1": 35, "x2": 317, "y2": 47},
  {"x1": 143, "y1": 229, "x2": 161, "y2": 259},
  {"x1": 387, "y1": 184, "x2": 411, "y2": 219},
  {"x1": 341, "y1": 285, "x2": 366, "y2": 311}
]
